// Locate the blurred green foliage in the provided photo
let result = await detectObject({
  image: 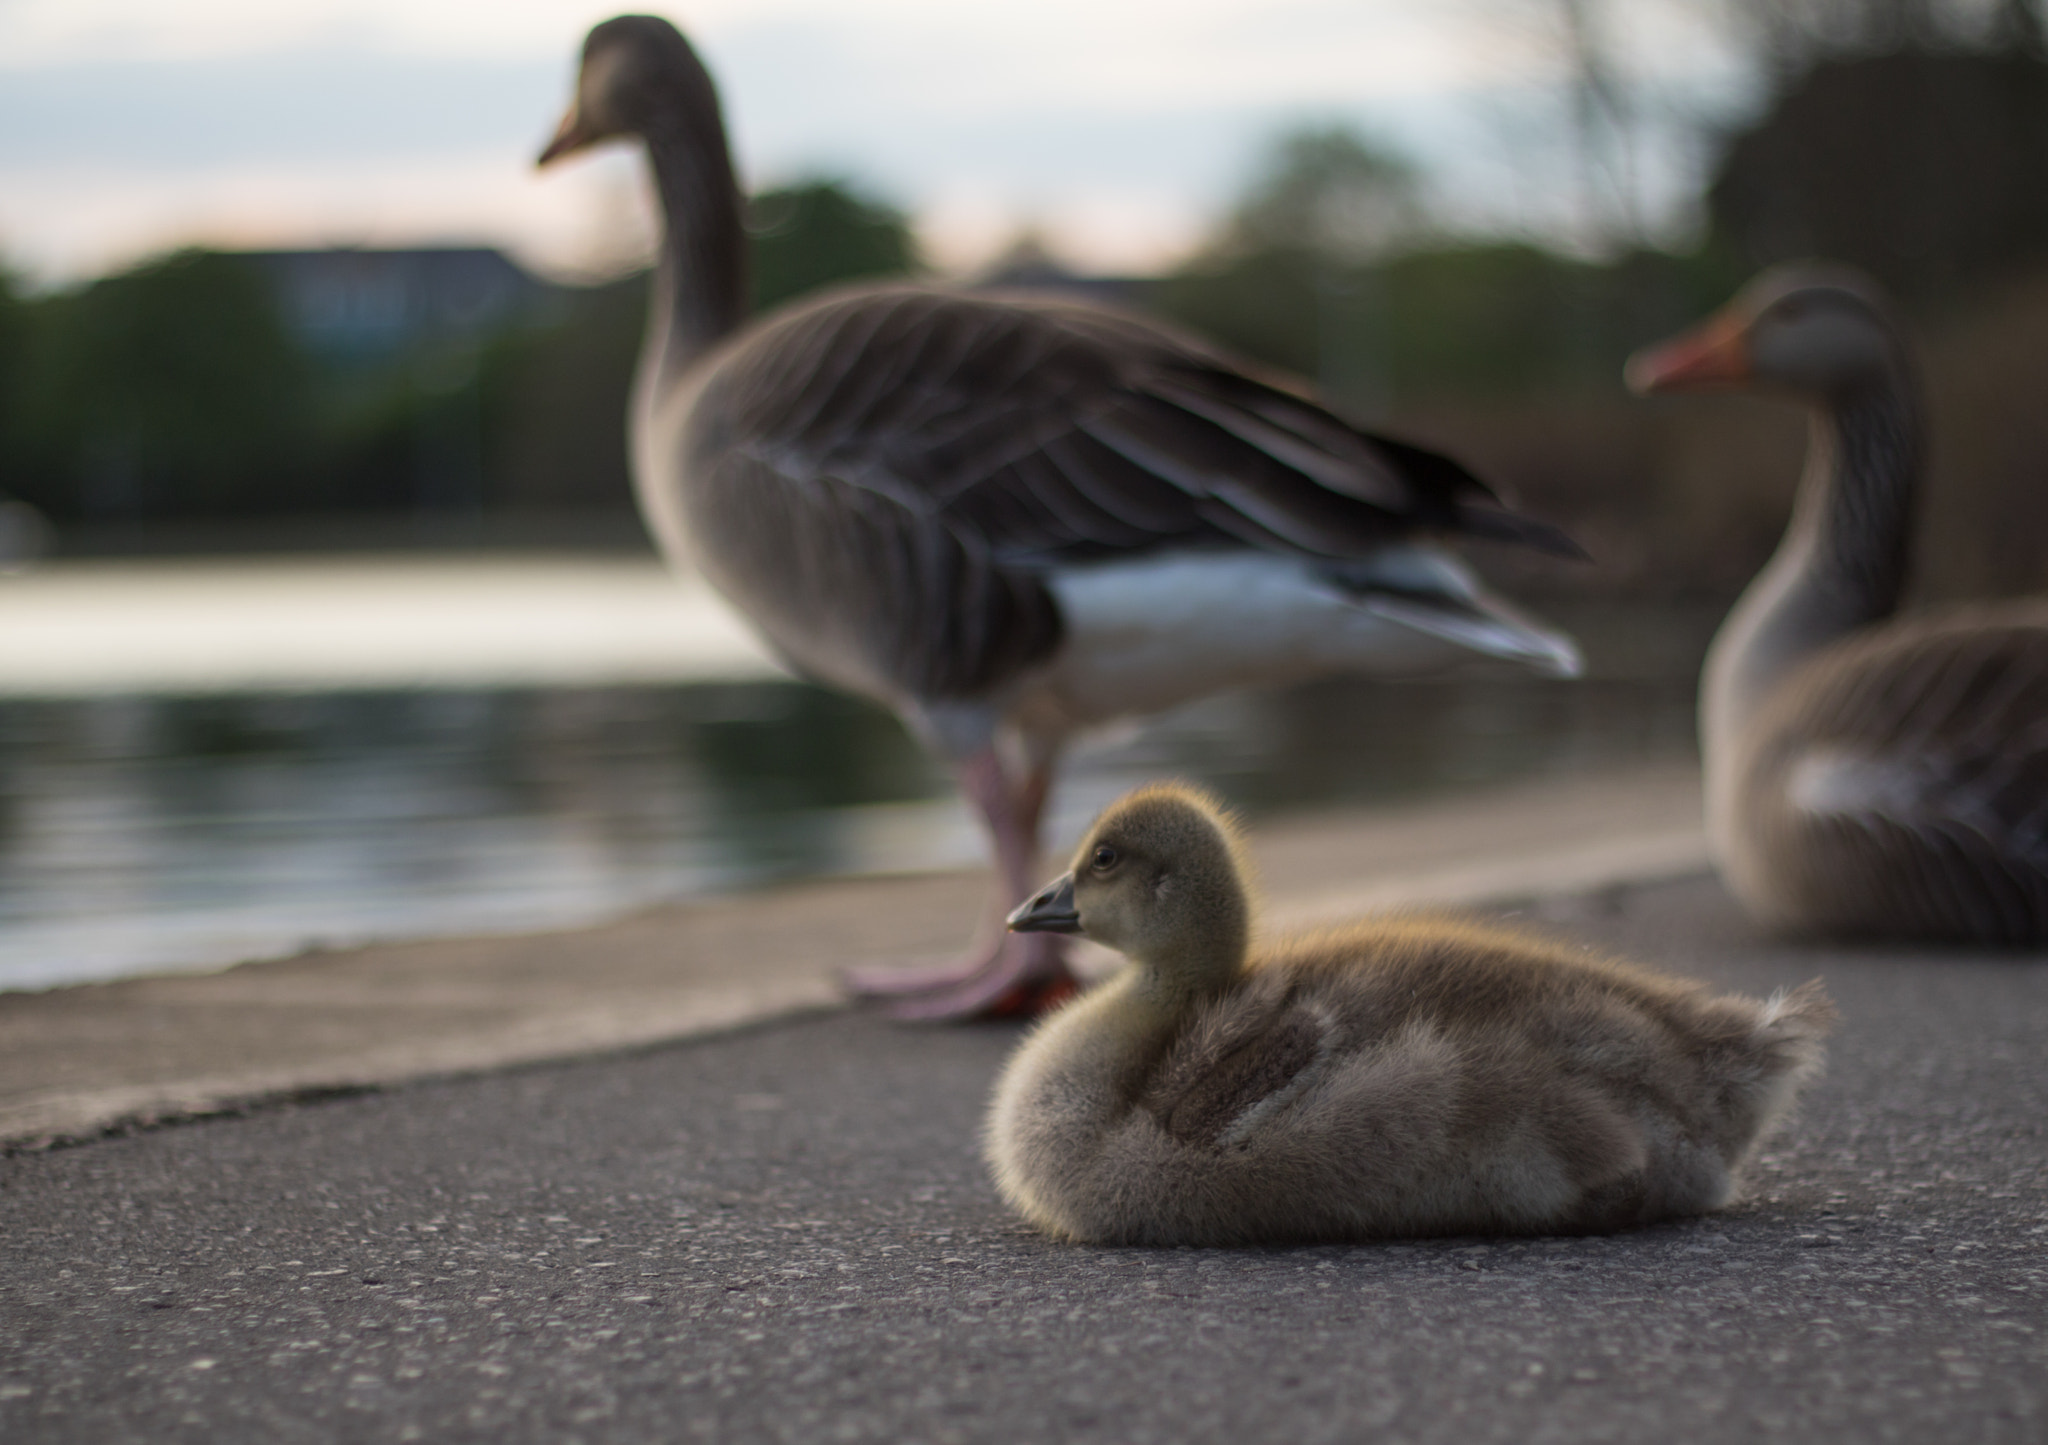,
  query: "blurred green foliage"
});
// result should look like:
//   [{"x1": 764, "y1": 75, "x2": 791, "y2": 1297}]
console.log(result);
[
  {"x1": 1710, "y1": 49, "x2": 2048, "y2": 307},
  {"x1": 474, "y1": 274, "x2": 644, "y2": 514},
  {"x1": 1213, "y1": 126, "x2": 1419, "y2": 261},
  {"x1": 0, "y1": 179, "x2": 920, "y2": 528},
  {"x1": 1153, "y1": 239, "x2": 1745, "y2": 409},
  {"x1": 0, "y1": 269, "x2": 28, "y2": 476},
  {"x1": 7, "y1": 251, "x2": 317, "y2": 519},
  {"x1": 747, "y1": 179, "x2": 921, "y2": 313},
  {"x1": 1144, "y1": 124, "x2": 1747, "y2": 409}
]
